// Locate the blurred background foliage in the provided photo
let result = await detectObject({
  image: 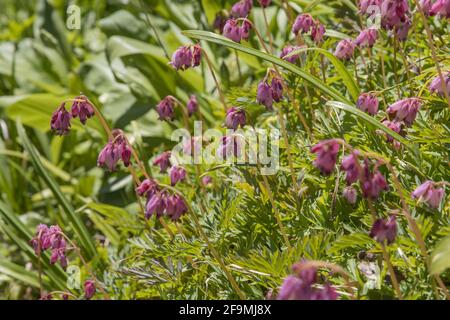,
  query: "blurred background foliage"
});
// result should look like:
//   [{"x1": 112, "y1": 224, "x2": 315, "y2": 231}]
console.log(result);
[{"x1": 0, "y1": 0, "x2": 449, "y2": 299}]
